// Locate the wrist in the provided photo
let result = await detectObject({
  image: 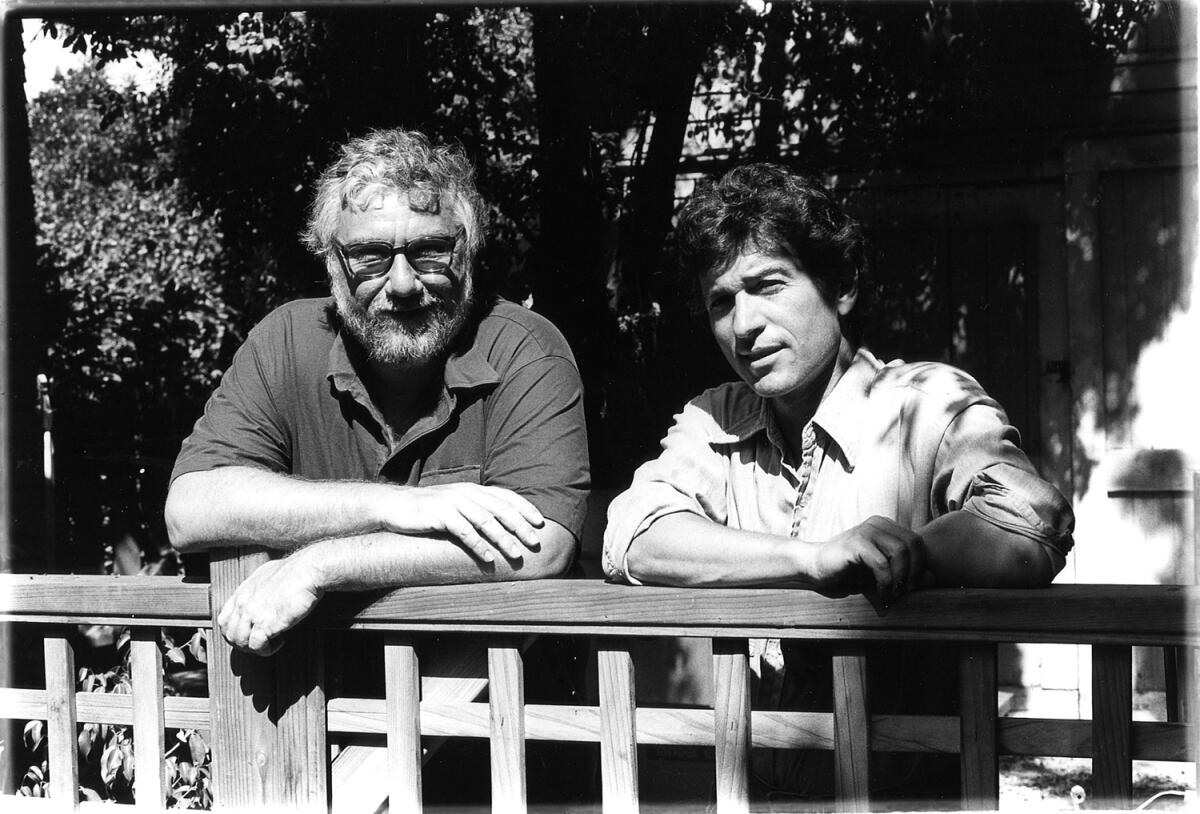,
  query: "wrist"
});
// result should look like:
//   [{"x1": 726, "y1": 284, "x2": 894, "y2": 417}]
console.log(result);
[
  {"x1": 781, "y1": 538, "x2": 818, "y2": 585},
  {"x1": 288, "y1": 544, "x2": 330, "y2": 594},
  {"x1": 371, "y1": 482, "x2": 413, "y2": 533}
]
